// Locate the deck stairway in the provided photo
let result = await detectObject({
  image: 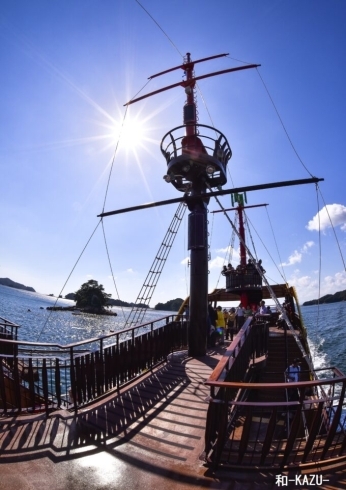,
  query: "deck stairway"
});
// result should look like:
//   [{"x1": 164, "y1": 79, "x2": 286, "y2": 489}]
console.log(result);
[{"x1": 255, "y1": 328, "x2": 308, "y2": 403}]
